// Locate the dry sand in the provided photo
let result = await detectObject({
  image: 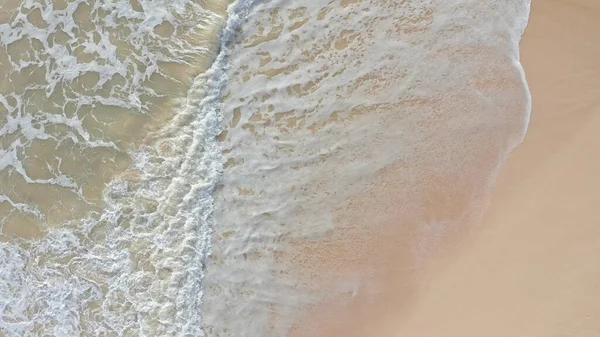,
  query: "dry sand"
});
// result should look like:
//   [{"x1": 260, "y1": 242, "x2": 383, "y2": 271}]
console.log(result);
[{"x1": 291, "y1": 0, "x2": 600, "y2": 336}]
